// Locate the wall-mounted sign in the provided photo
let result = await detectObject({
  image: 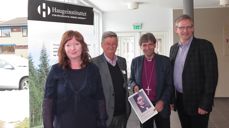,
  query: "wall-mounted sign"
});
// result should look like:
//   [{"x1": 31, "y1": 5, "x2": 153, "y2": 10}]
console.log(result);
[
  {"x1": 28, "y1": 0, "x2": 94, "y2": 25},
  {"x1": 132, "y1": 23, "x2": 142, "y2": 30}
]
